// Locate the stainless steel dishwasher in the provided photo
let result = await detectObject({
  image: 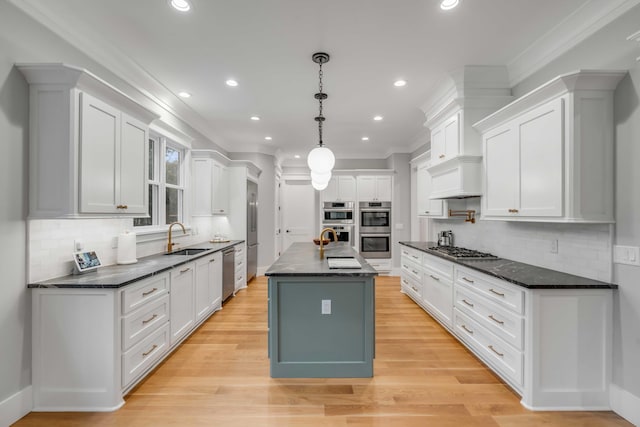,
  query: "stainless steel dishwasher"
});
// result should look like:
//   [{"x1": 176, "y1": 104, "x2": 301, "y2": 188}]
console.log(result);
[{"x1": 222, "y1": 247, "x2": 235, "y2": 302}]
